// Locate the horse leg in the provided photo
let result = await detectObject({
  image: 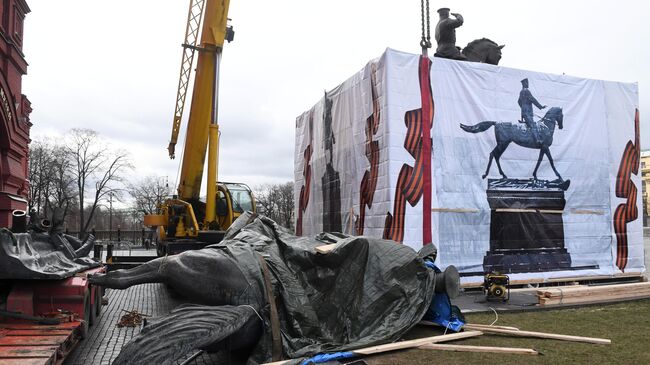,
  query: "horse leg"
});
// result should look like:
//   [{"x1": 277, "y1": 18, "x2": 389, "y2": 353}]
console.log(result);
[
  {"x1": 543, "y1": 147, "x2": 563, "y2": 180},
  {"x1": 482, "y1": 151, "x2": 495, "y2": 179},
  {"x1": 88, "y1": 259, "x2": 163, "y2": 289},
  {"x1": 493, "y1": 143, "x2": 510, "y2": 179},
  {"x1": 532, "y1": 149, "x2": 545, "y2": 180}
]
